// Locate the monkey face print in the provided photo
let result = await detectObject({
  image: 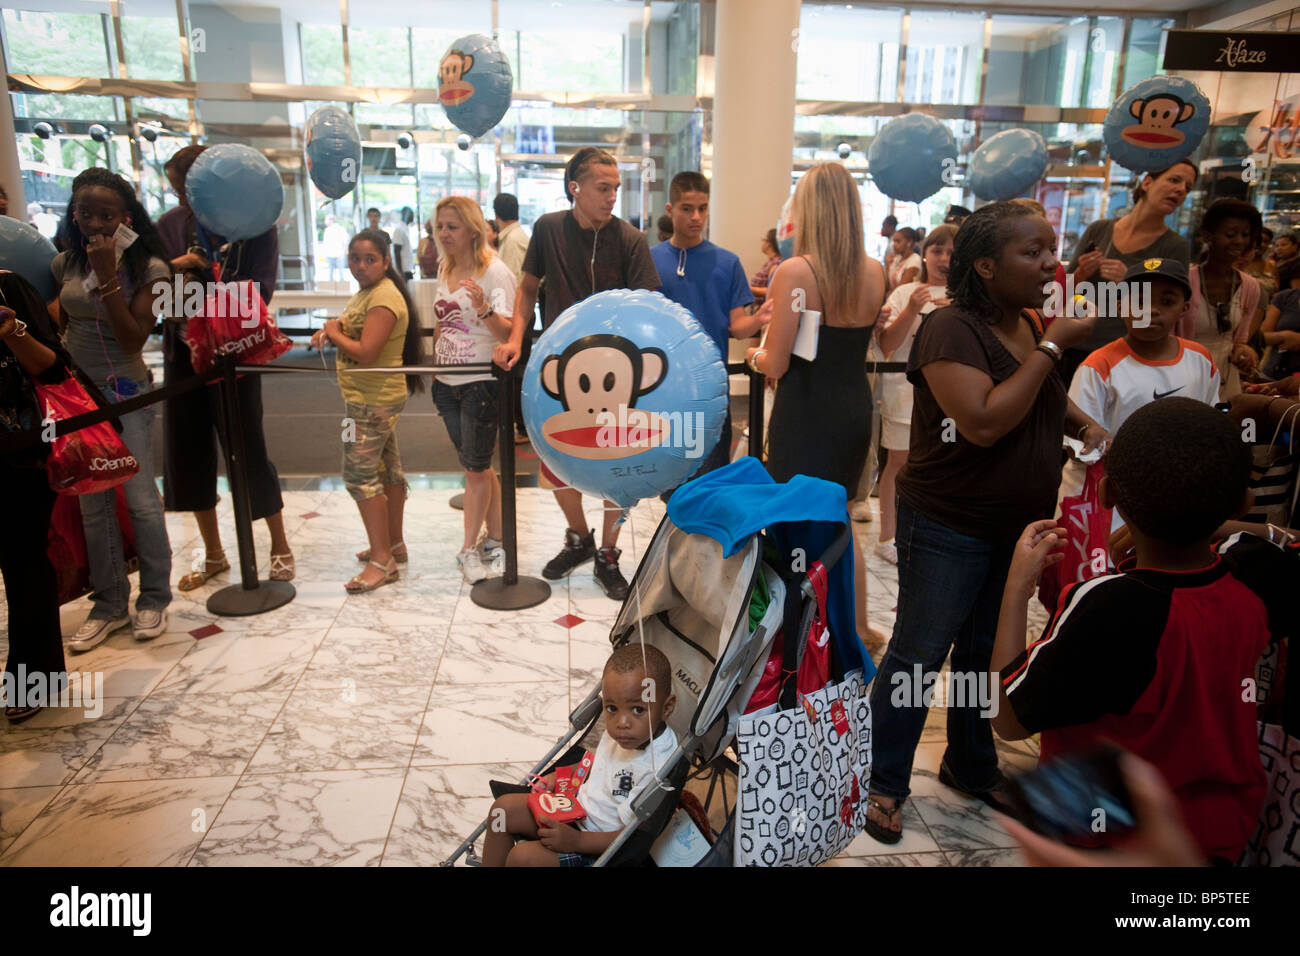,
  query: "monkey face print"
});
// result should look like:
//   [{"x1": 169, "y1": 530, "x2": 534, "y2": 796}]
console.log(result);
[{"x1": 1103, "y1": 76, "x2": 1210, "y2": 173}]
